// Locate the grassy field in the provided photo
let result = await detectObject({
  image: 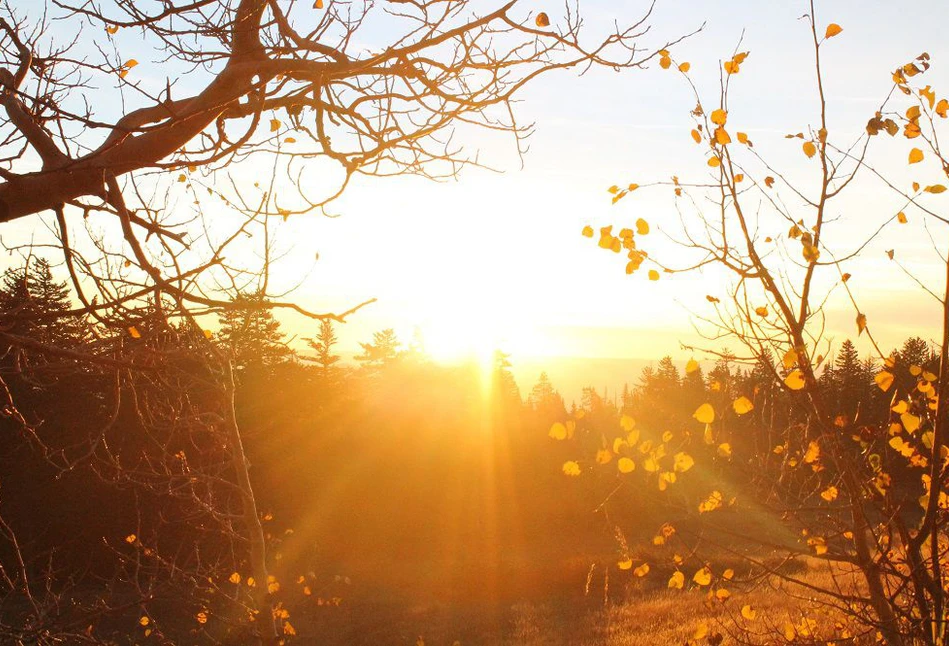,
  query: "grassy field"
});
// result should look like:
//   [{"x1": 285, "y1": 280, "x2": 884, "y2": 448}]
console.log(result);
[{"x1": 295, "y1": 556, "x2": 870, "y2": 645}]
